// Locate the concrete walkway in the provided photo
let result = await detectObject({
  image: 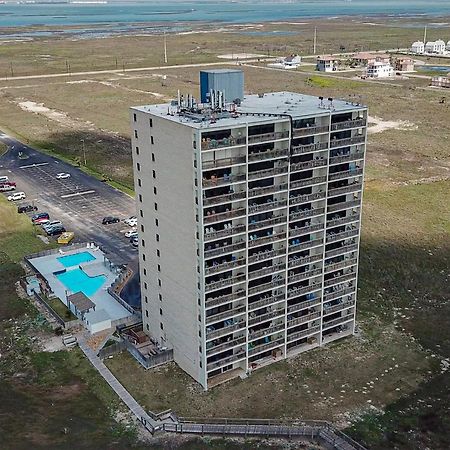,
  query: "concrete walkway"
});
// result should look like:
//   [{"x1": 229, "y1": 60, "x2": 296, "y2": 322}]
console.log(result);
[{"x1": 78, "y1": 337, "x2": 159, "y2": 433}]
